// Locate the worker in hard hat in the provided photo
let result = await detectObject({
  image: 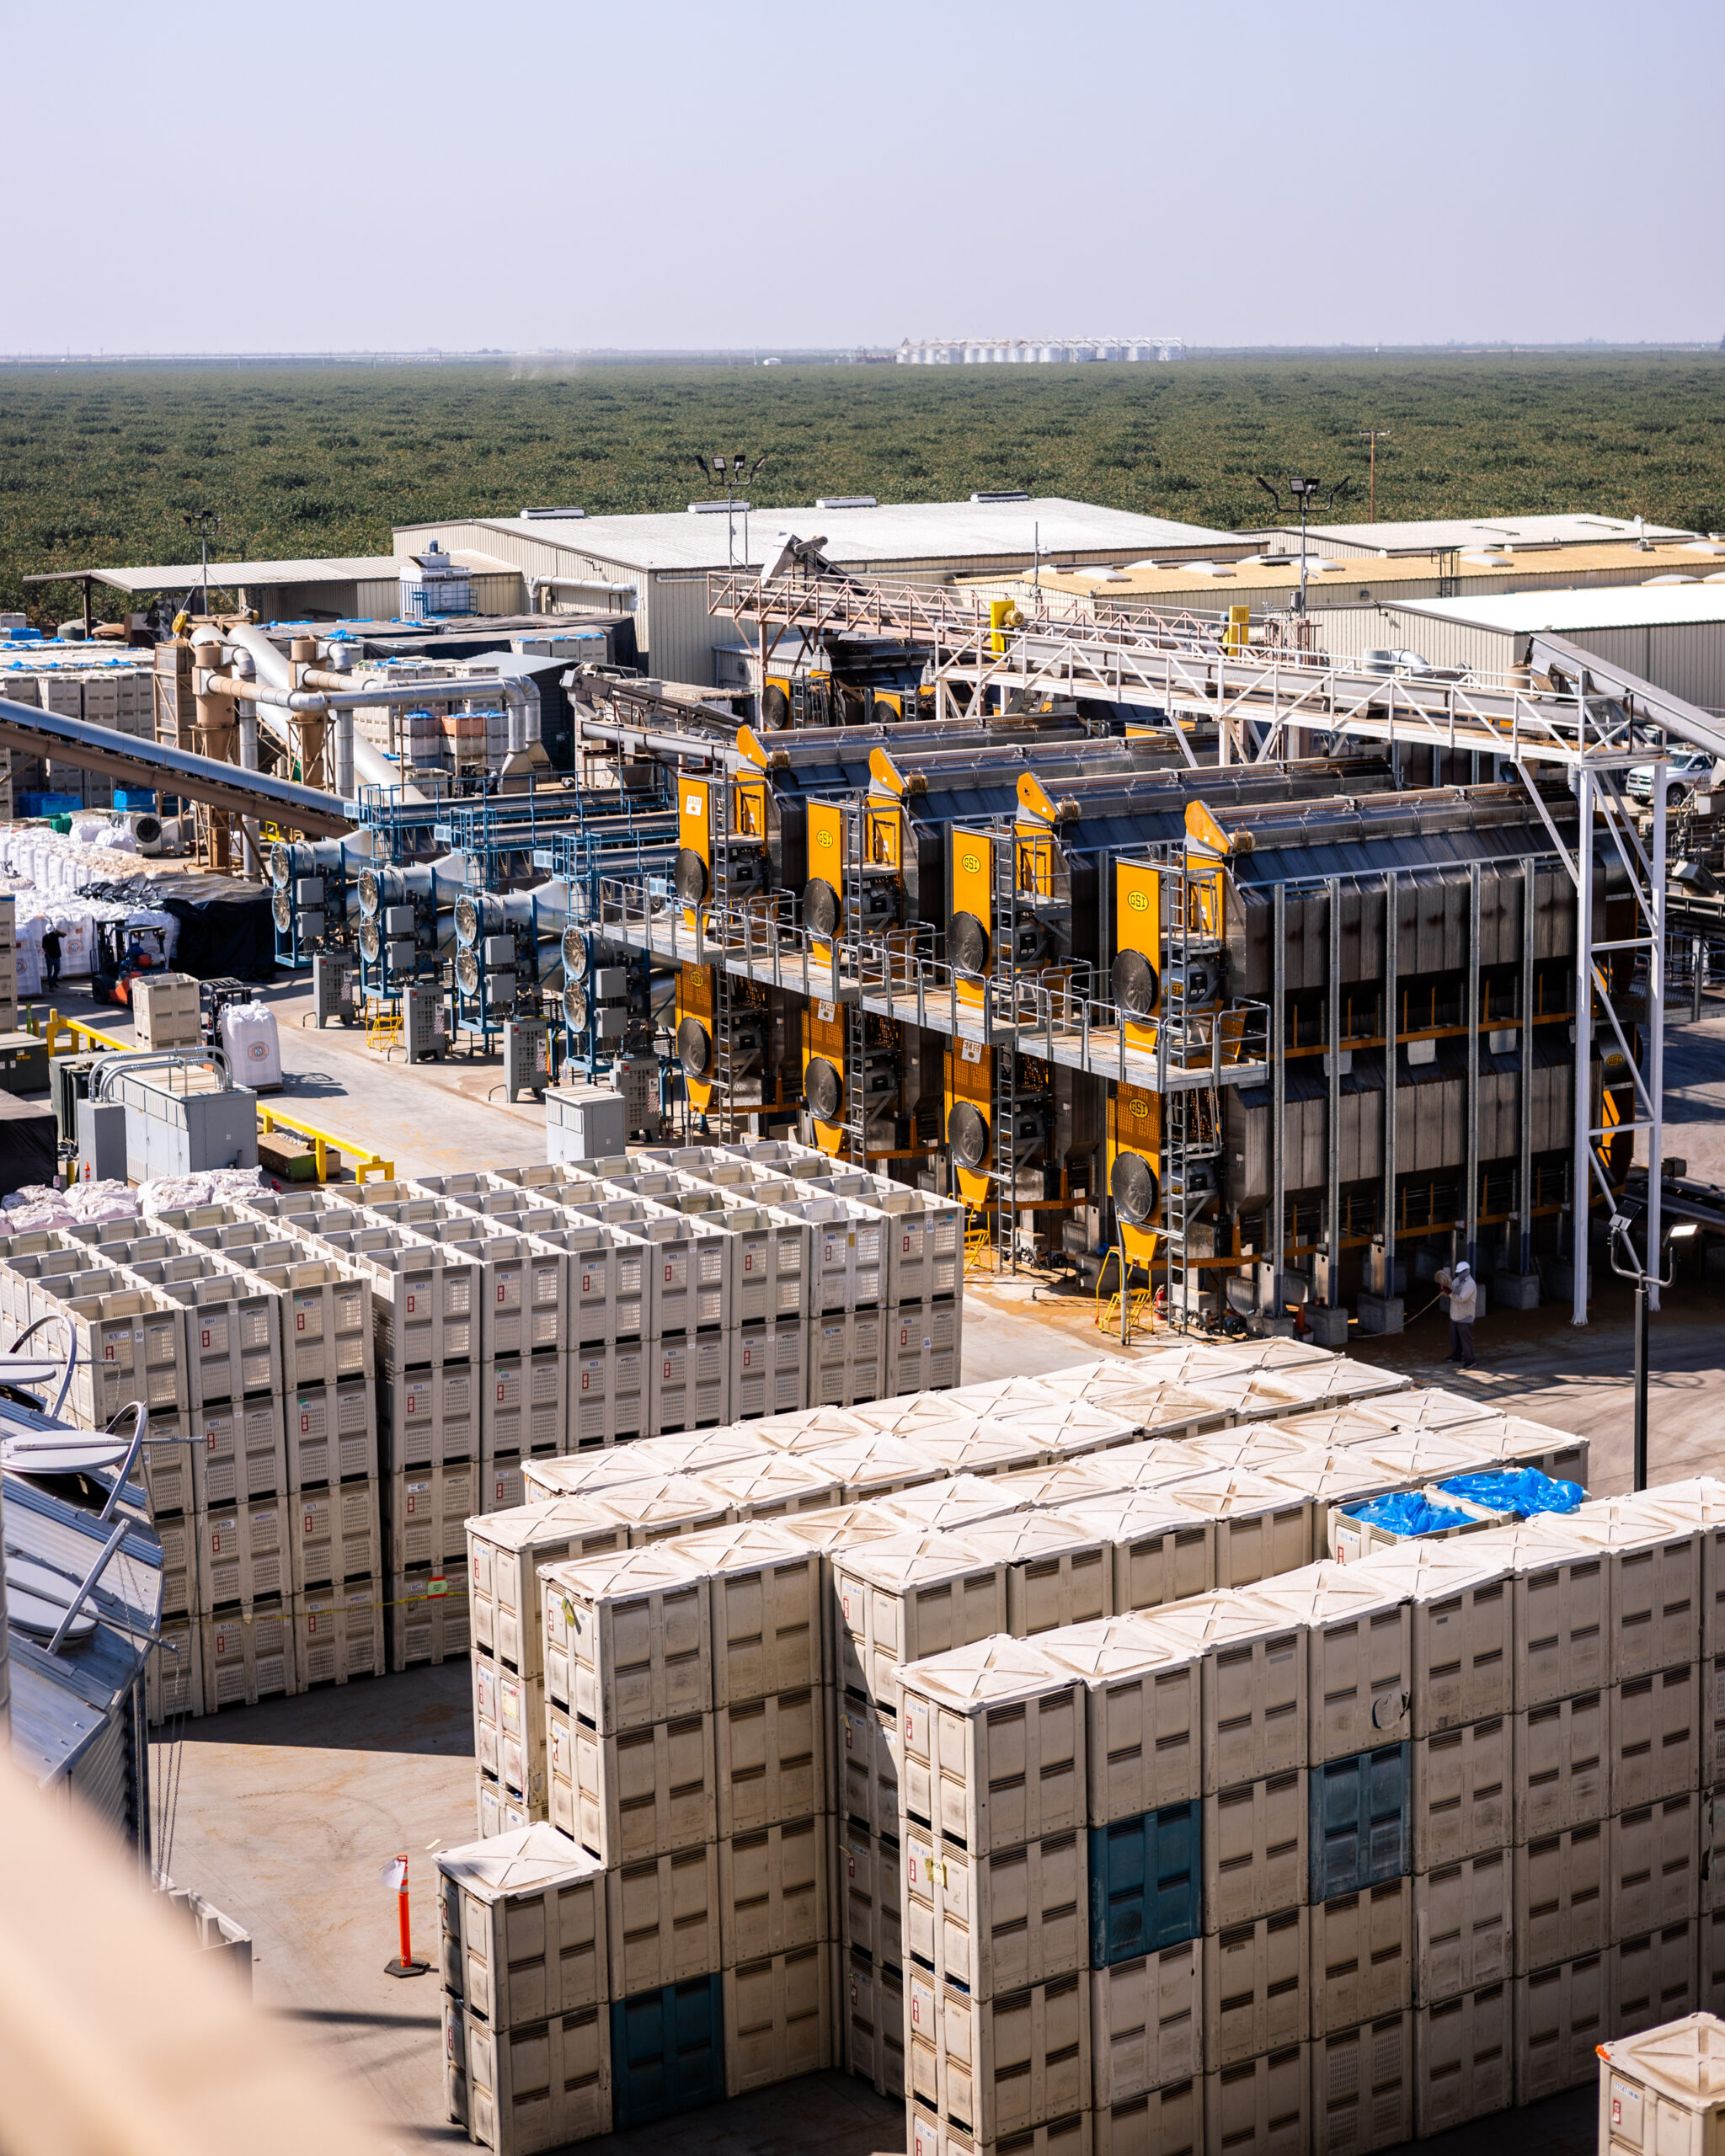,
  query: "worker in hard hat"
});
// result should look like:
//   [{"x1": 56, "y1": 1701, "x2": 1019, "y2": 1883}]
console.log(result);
[{"x1": 1435, "y1": 1260, "x2": 1478, "y2": 1370}]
